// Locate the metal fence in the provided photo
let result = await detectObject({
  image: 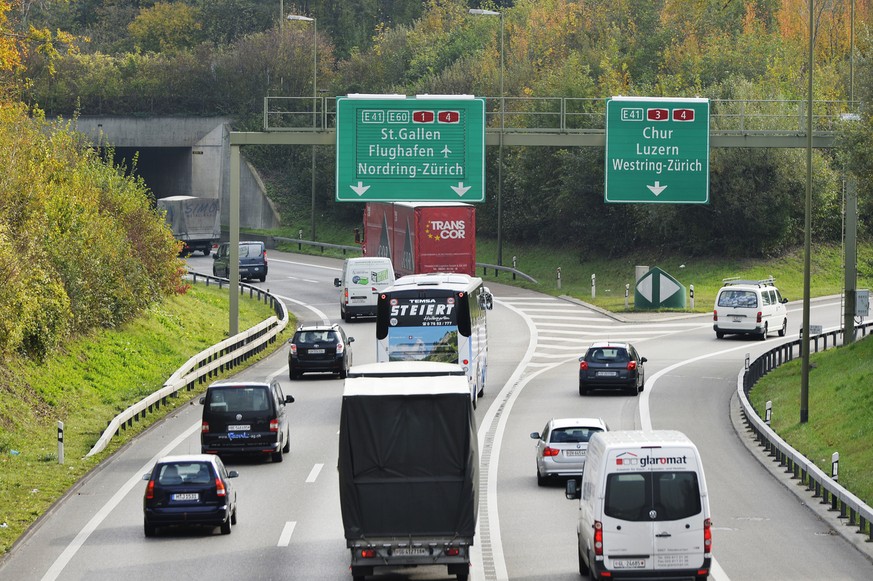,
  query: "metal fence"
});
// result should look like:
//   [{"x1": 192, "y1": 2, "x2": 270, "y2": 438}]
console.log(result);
[
  {"x1": 85, "y1": 271, "x2": 289, "y2": 457},
  {"x1": 737, "y1": 322, "x2": 873, "y2": 541},
  {"x1": 264, "y1": 96, "x2": 859, "y2": 135}
]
